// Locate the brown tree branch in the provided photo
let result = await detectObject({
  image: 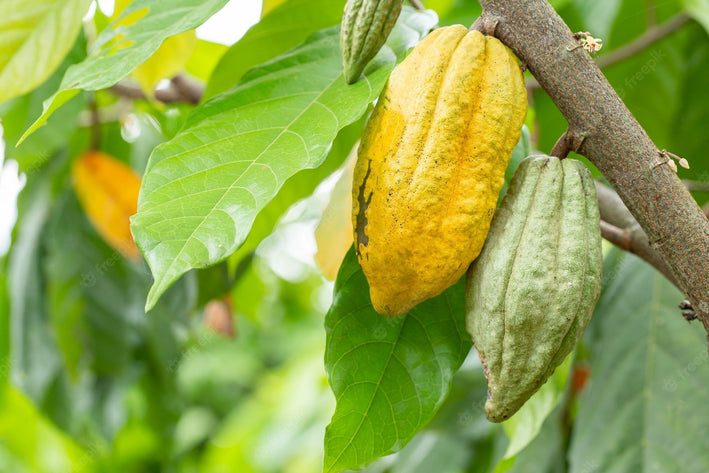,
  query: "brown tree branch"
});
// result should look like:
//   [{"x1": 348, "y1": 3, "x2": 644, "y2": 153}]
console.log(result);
[
  {"x1": 525, "y1": 12, "x2": 691, "y2": 90},
  {"x1": 109, "y1": 75, "x2": 203, "y2": 104},
  {"x1": 476, "y1": 1, "x2": 709, "y2": 332}
]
